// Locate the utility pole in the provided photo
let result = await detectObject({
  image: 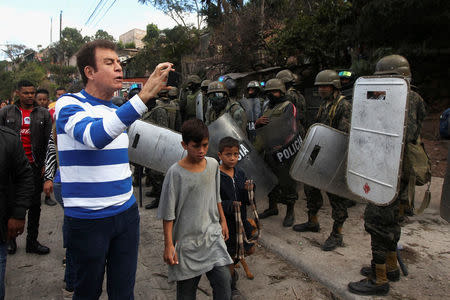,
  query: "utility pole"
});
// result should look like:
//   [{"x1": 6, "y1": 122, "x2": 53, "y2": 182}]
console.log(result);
[
  {"x1": 59, "y1": 10, "x2": 63, "y2": 42},
  {"x1": 50, "y1": 17, "x2": 53, "y2": 44}
]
